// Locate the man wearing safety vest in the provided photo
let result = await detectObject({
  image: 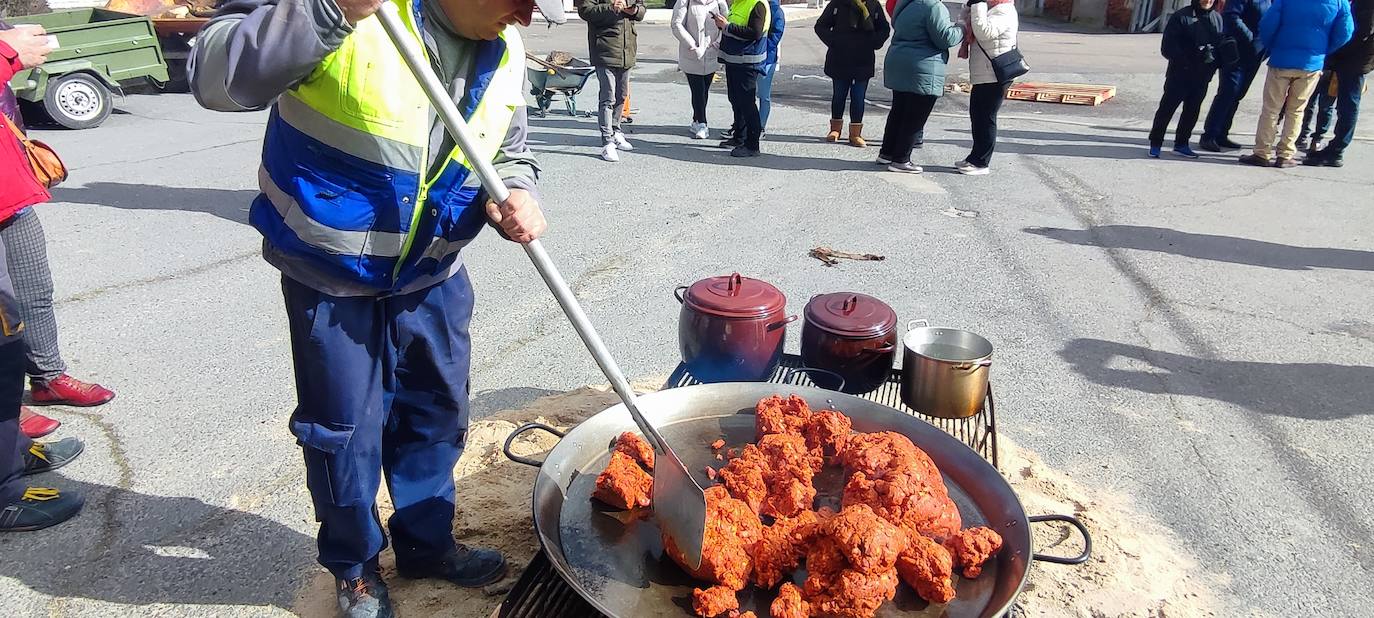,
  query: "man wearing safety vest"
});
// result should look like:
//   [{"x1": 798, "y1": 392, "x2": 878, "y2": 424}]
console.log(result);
[
  {"x1": 189, "y1": 0, "x2": 564, "y2": 615},
  {"x1": 714, "y1": 0, "x2": 771, "y2": 157}
]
